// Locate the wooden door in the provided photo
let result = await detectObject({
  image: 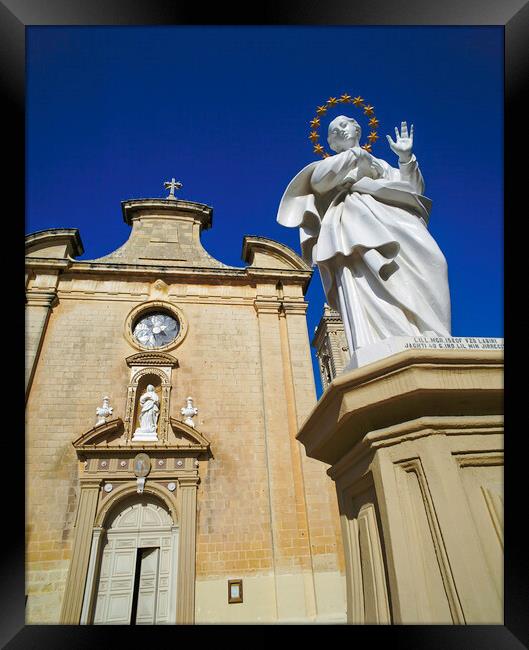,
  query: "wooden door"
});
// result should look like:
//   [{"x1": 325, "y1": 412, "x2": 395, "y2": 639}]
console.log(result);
[
  {"x1": 91, "y1": 497, "x2": 175, "y2": 624},
  {"x1": 93, "y1": 534, "x2": 138, "y2": 624},
  {"x1": 134, "y1": 547, "x2": 160, "y2": 624}
]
